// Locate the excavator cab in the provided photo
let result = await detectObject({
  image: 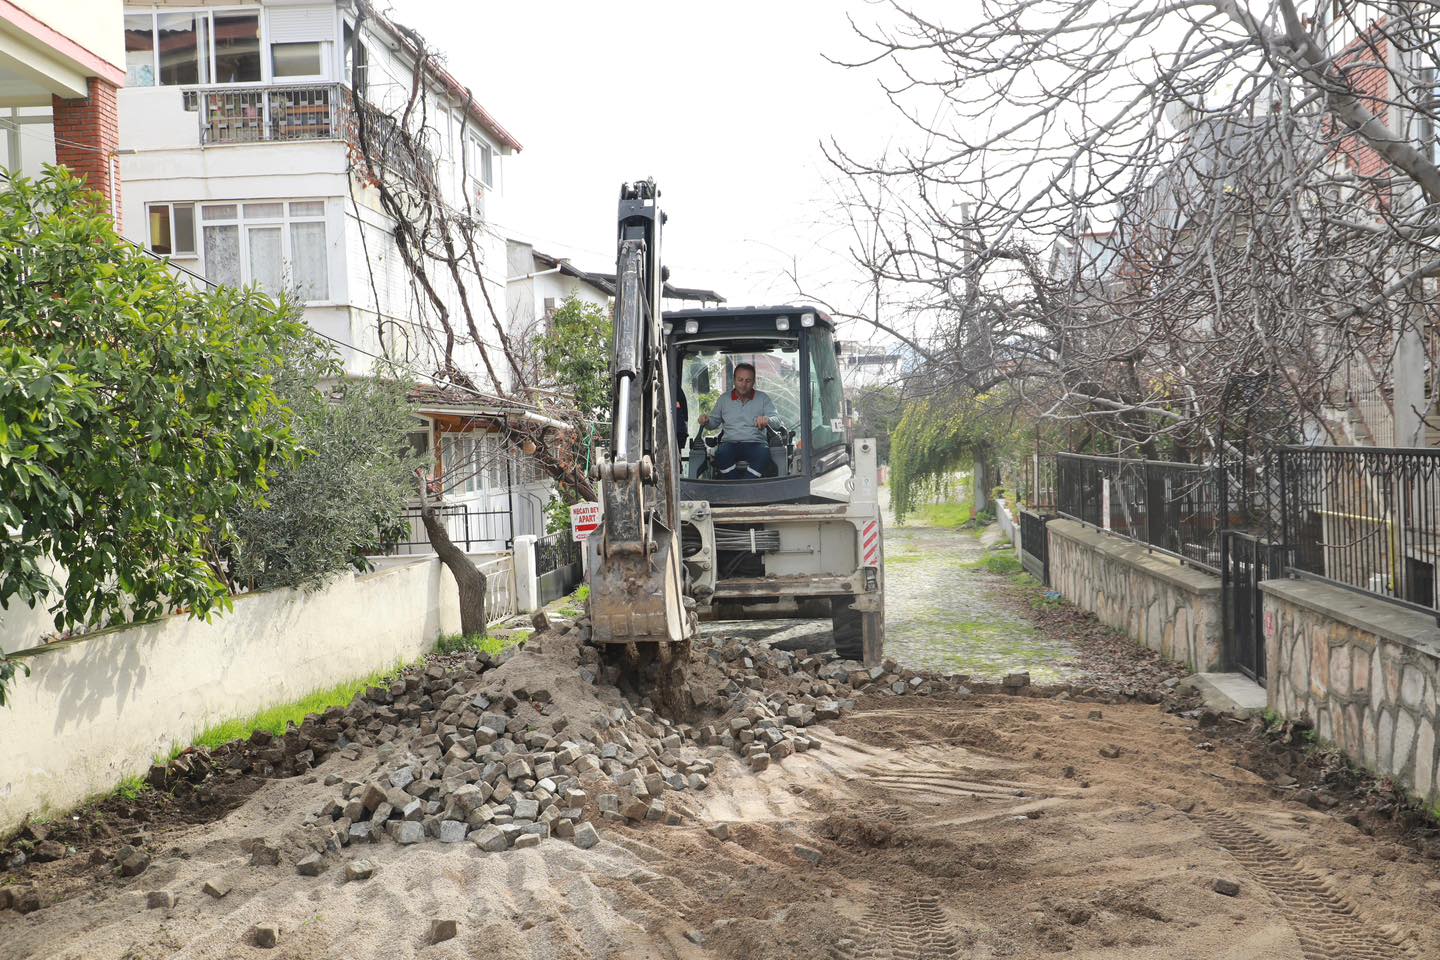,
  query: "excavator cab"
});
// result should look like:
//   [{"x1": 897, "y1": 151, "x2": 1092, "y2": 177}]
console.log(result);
[
  {"x1": 667, "y1": 307, "x2": 848, "y2": 504},
  {"x1": 661, "y1": 306, "x2": 885, "y2": 662}
]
